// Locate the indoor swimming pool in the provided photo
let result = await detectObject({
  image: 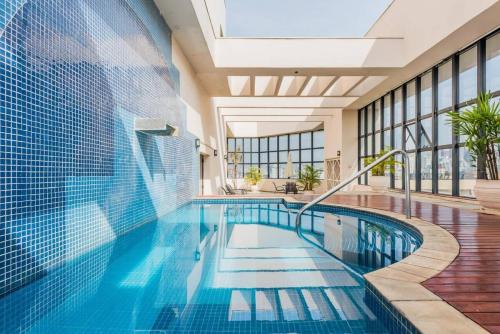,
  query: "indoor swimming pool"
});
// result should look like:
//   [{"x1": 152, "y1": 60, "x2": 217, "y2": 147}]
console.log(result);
[{"x1": 0, "y1": 200, "x2": 421, "y2": 334}]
